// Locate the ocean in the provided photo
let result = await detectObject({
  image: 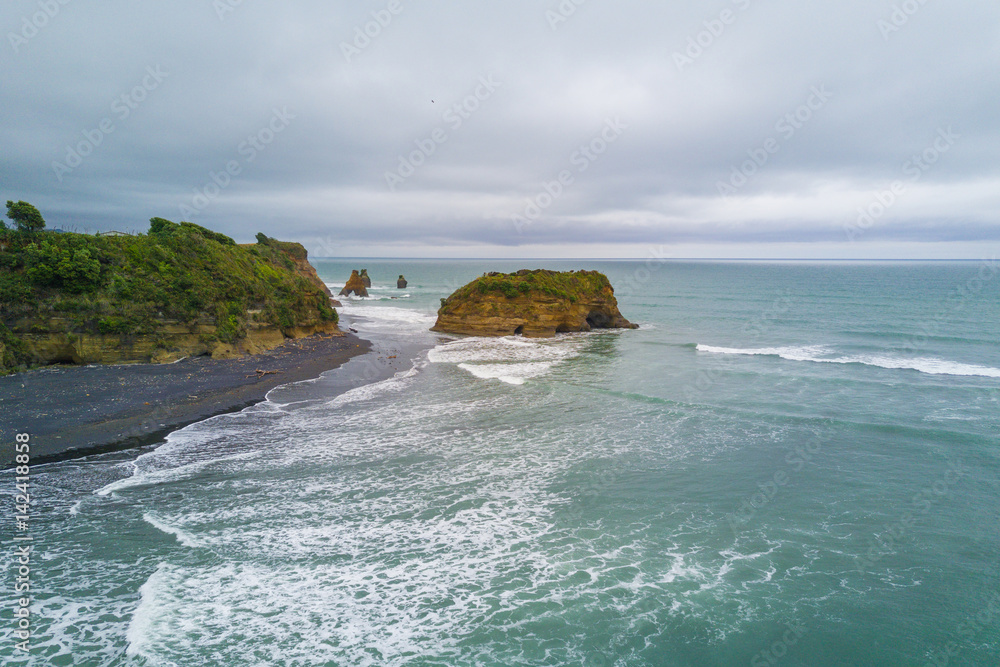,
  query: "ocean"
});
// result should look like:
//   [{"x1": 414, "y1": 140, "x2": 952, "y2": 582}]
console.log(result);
[{"x1": 4, "y1": 260, "x2": 1000, "y2": 666}]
